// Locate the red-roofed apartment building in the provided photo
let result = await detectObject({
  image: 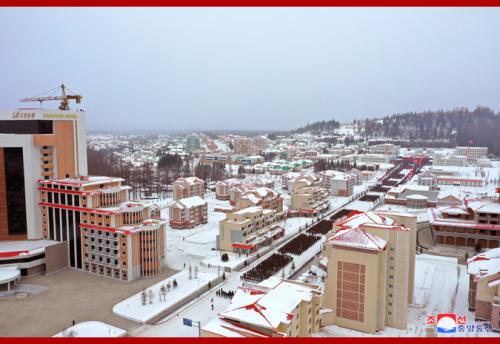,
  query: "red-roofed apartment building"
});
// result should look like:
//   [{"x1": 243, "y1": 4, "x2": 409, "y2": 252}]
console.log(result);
[
  {"x1": 428, "y1": 191, "x2": 500, "y2": 250},
  {"x1": 202, "y1": 277, "x2": 324, "y2": 337},
  {"x1": 321, "y1": 211, "x2": 417, "y2": 333},
  {"x1": 172, "y1": 176, "x2": 205, "y2": 201},
  {"x1": 467, "y1": 248, "x2": 500, "y2": 332}
]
